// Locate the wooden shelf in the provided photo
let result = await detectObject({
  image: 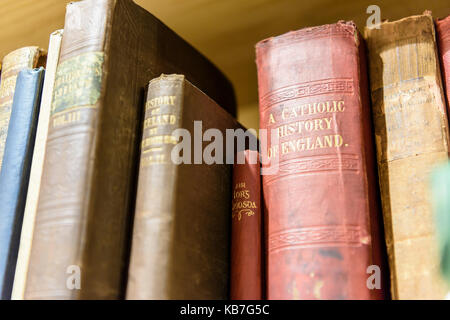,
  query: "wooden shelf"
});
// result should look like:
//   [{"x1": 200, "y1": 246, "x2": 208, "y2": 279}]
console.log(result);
[{"x1": 0, "y1": 0, "x2": 449, "y2": 129}]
